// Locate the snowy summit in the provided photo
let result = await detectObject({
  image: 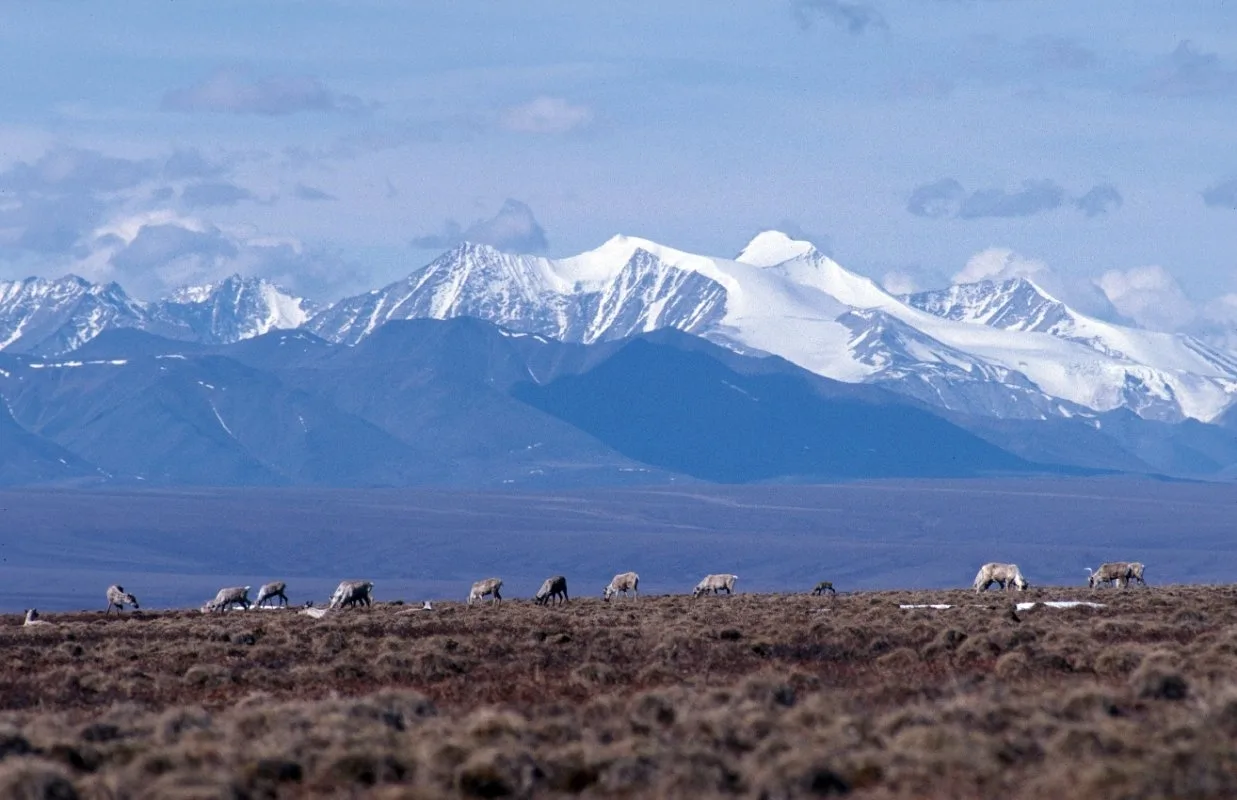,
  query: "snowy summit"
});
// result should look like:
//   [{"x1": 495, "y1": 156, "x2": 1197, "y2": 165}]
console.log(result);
[{"x1": 734, "y1": 230, "x2": 817, "y2": 267}]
